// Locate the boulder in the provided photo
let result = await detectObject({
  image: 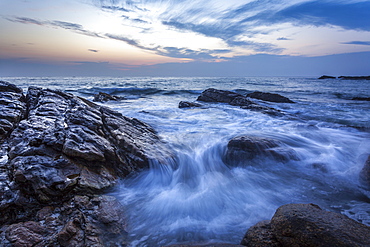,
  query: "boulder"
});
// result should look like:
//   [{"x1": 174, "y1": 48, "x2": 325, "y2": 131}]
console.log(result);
[
  {"x1": 93, "y1": 92, "x2": 125, "y2": 102},
  {"x1": 318, "y1": 75, "x2": 336, "y2": 79},
  {"x1": 225, "y1": 136, "x2": 299, "y2": 166},
  {"x1": 246, "y1": 92, "x2": 294, "y2": 103},
  {"x1": 241, "y1": 203, "x2": 370, "y2": 247},
  {"x1": 179, "y1": 101, "x2": 202, "y2": 108},
  {"x1": 360, "y1": 155, "x2": 370, "y2": 188}
]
